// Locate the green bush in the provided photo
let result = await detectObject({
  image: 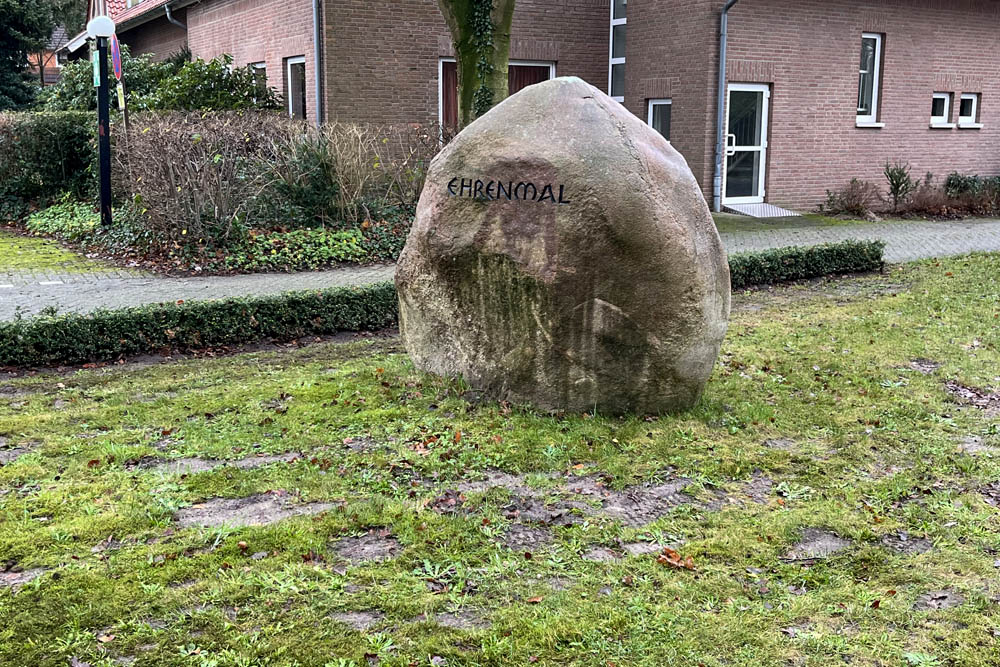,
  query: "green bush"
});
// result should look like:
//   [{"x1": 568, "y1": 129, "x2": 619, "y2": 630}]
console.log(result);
[
  {"x1": 227, "y1": 228, "x2": 367, "y2": 272},
  {"x1": 37, "y1": 44, "x2": 180, "y2": 112},
  {"x1": 134, "y1": 55, "x2": 282, "y2": 112},
  {"x1": 0, "y1": 111, "x2": 95, "y2": 212},
  {"x1": 884, "y1": 161, "x2": 919, "y2": 213},
  {"x1": 0, "y1": 282, "x2": 398, "y2": 367},
  {"x1": 25, "y1": 198, "x2": 98, "y2": 241},
  {"x1": 943, "y1": 172, "x2": 1000, "y2": 214},
  {"x1": 729, "y1": 240, "x2": 886, "y2": 290}
]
